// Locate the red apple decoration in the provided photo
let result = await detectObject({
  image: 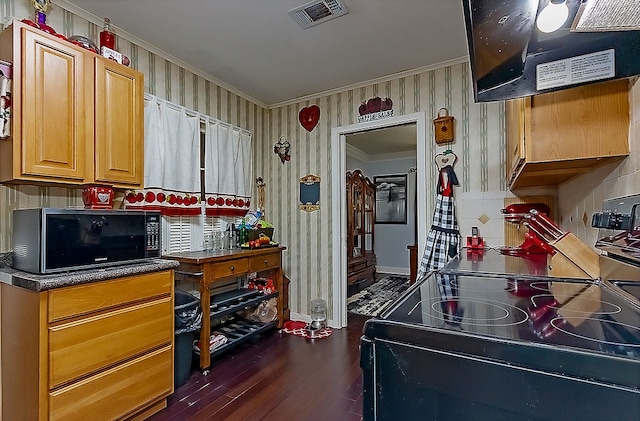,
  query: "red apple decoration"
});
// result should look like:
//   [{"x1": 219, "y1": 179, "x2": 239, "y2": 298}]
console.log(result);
[
  {"x1": 168, "y1": 194, "x2": 176, "y2": 204},
  {"x1": 358, "y1": 102, "x2": 368, "y2": 116},
  {"x1": 190, "y1": 196, "x2": 198, "y2": 205},
  {"x1": 207, "y1": 197, "x2": 215, "y2": 206},
  {"x1": 381, "y1": 97, "x2": 393, "y2": 111},
  {"x1": 136, "y1": 192, "x2": 144, "y2": 202},
  {"x1": 157, "y1": 192, "x2": 166, "y2": 202},
  {"x1": 145, "y1": 191, "x2": 155, "y2": 202},
  {"x1": 126, "y1": 192, "x2": 136, "y2": 203},
  {"x1": 366, "y1": 97, "x2": 382, "y2": 114}
]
